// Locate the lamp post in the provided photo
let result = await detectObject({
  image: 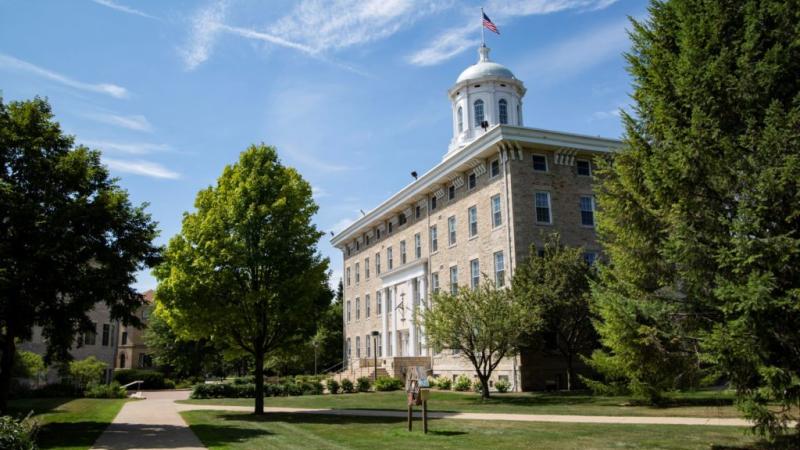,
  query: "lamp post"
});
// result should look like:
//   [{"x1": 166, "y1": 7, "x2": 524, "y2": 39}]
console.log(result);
[{"x1": 371, "y1": 330, "x2": 380, "y2": 384}]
